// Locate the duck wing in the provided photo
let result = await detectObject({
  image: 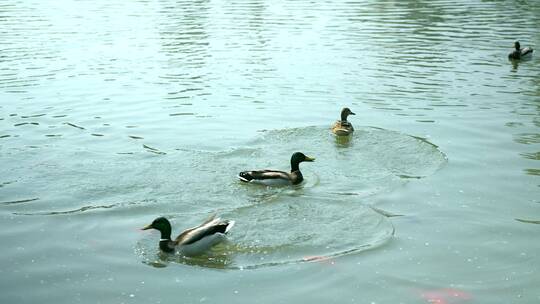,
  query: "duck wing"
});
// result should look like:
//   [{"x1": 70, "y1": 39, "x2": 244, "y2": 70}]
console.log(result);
[
  {"x1": 173, "y1": 213, "x2": 218, "y2": 241},
  {"x1": 521, "y1": 47, "x2": 533, "y2": 56},
  {"x1": 332, "y1": 121, "x2": 354, "y2": 136},
  {"x1": 175, "y1": 218, "x2": 234, "y2": 245},
  {"x1": 238, "y1": 169, "x2": 291, "y2": 182}
]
